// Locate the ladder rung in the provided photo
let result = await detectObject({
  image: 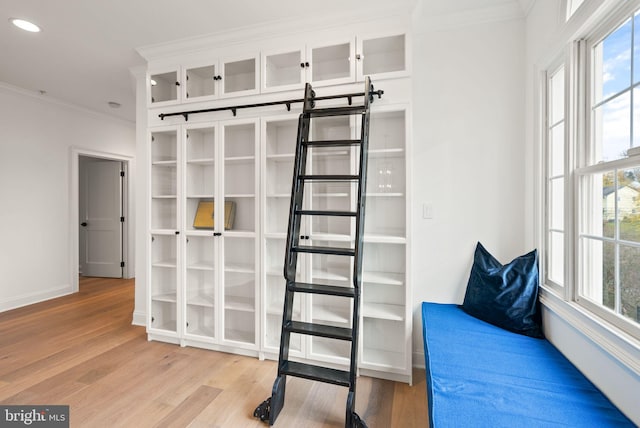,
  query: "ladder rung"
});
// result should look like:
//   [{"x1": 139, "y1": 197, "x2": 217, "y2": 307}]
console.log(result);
[
  {"x1": 280, "y1": 361, "x2": 351, "y2": 387},
  {"x1": 288, "y1": 282, "x2": 356, "y2": 297},
  {"x1": 285, "y1": 321, "x2": 353, "y2": 341},
  {"x1": 306, "y1": 106, "x2": 366, "y2": 117},
  {"x1": 295, "y1": 209, "x2": 357, "y2": 217},
  {"x1": 292, "y1": 245, "x2": 355, "y2": 256},
  {"x1": 299, "y1": 175, "x2": 359, "y2": 182},
  {"x1": 304, "y1": 139, "x2": 362, "y2": 147}
]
